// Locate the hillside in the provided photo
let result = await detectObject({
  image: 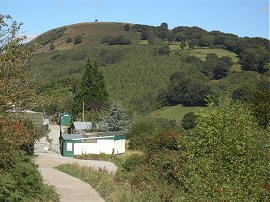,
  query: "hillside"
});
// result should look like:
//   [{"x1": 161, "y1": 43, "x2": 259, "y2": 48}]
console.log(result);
[
  {"x1": 30, "y1": 22, "x2": 270, "y2": 115},
  {"x1": 32, "y1": 22, "x2": 141, "y2": 52}
]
